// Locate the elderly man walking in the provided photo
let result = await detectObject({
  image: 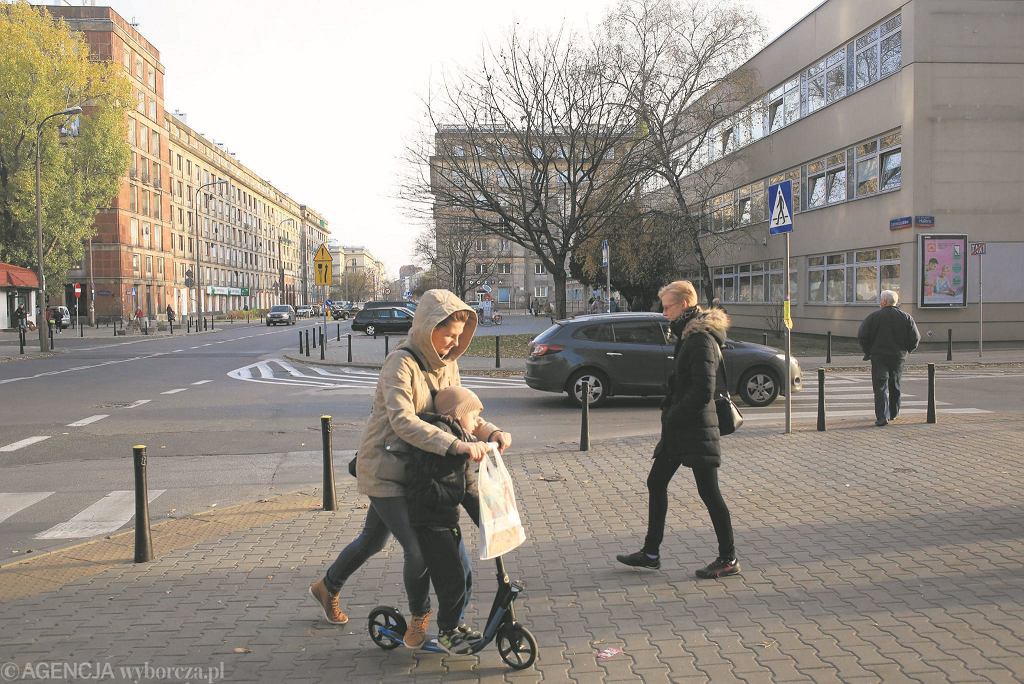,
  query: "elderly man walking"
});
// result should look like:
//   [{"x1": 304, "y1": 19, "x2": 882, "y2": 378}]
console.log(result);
[{"x1": 858, "y1": 290, "x2": 921, "y2": 426}]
